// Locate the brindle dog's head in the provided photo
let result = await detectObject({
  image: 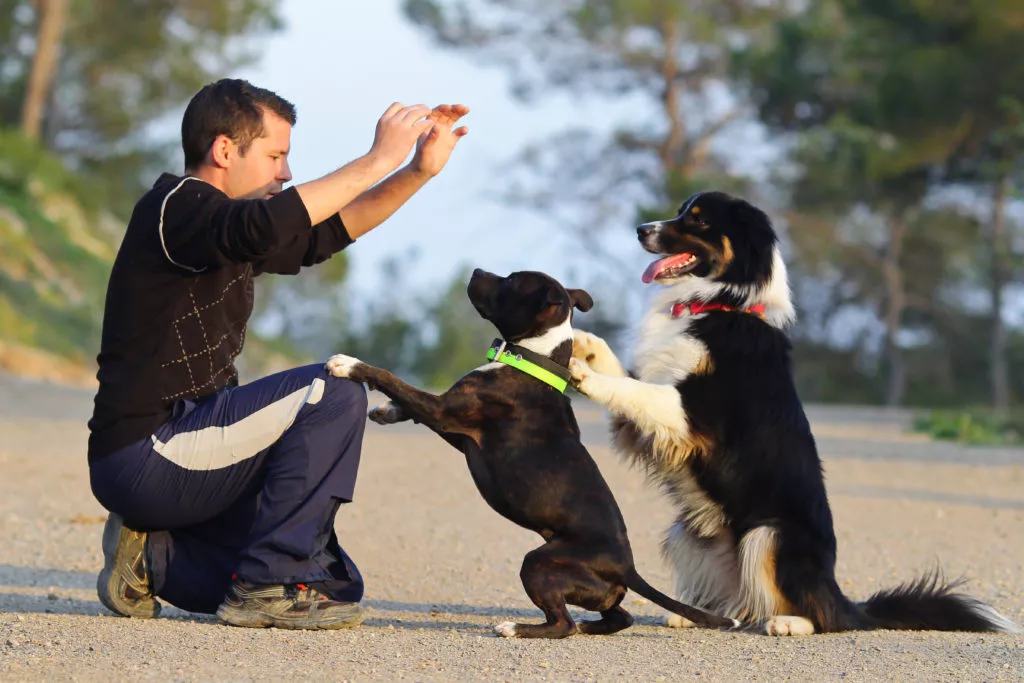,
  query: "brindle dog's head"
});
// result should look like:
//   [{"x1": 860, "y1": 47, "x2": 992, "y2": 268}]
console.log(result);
[
  {"x1": 637, "y1": 191, "x2": 777, "y2": 289},
  {"x1": 468, "y1": 269, "x2": 592, "y2": 343}
]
